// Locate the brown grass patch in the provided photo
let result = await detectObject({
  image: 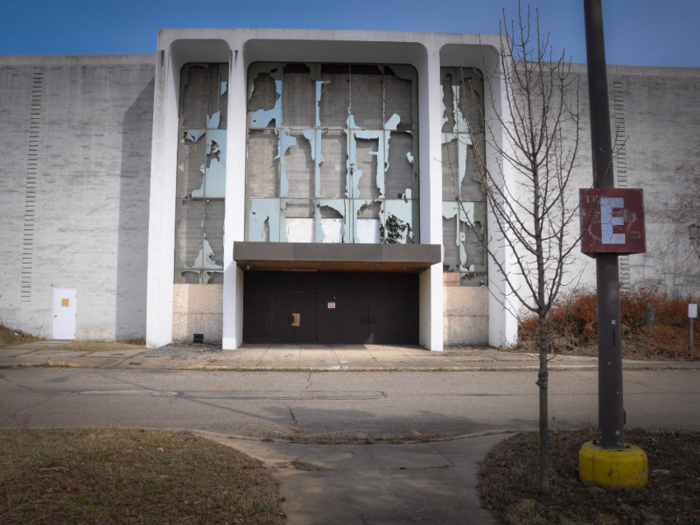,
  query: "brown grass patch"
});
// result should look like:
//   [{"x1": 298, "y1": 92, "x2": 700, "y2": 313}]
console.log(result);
[
  {"x1": 0, "y1": 325, "x2": 42, "y2": 348},
  {"x1": 518, "y1": 286, "x2": 700, "y2": 361},
  {"x1": 479, "y1": 429, "x2": 700, "y2": 524},
  {"x1": 45, "y1": 341, "x2": 146, "y2": 353},
  {"x1": 0, "y1": 428, "x2": 283, "y2": 524}
]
